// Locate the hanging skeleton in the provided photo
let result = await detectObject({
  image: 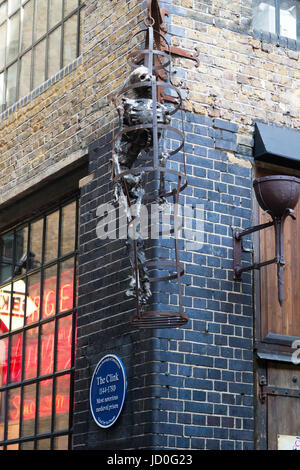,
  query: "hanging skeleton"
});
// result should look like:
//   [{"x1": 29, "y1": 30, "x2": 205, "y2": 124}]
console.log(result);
[{"x1": 112, "y1": 65, "x2": 171, "y2": 306}]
